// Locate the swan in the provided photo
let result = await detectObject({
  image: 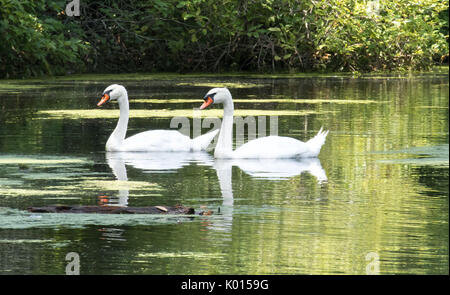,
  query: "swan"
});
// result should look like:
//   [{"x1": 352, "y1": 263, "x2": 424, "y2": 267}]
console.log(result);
[
  {"x1": 97, "y1": 84, "x2": 219, "y2": 152},
  {"x1": 199, "y1": 88, "x2": 329, "y2": 158}
]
